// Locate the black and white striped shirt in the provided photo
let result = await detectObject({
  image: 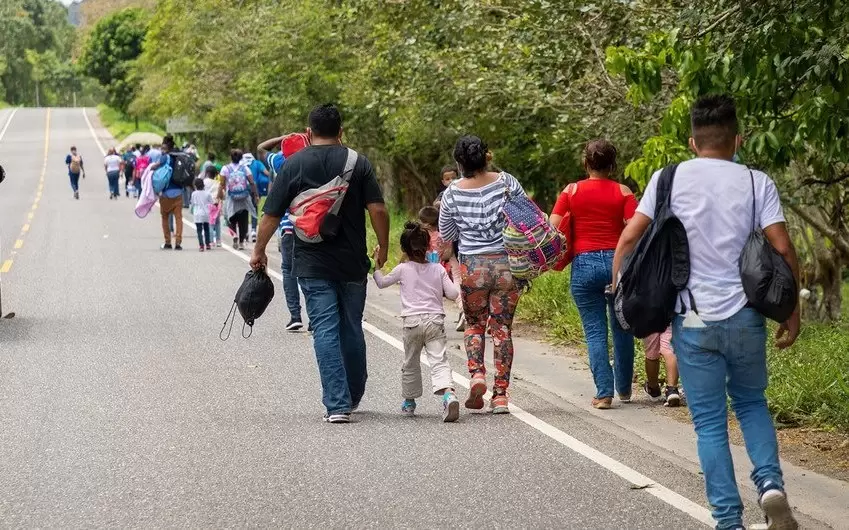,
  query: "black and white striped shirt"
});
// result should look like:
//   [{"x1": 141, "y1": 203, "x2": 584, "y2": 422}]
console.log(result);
[{"x1": 438, "y1": 172, "x2": 526, "y2": 255}]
